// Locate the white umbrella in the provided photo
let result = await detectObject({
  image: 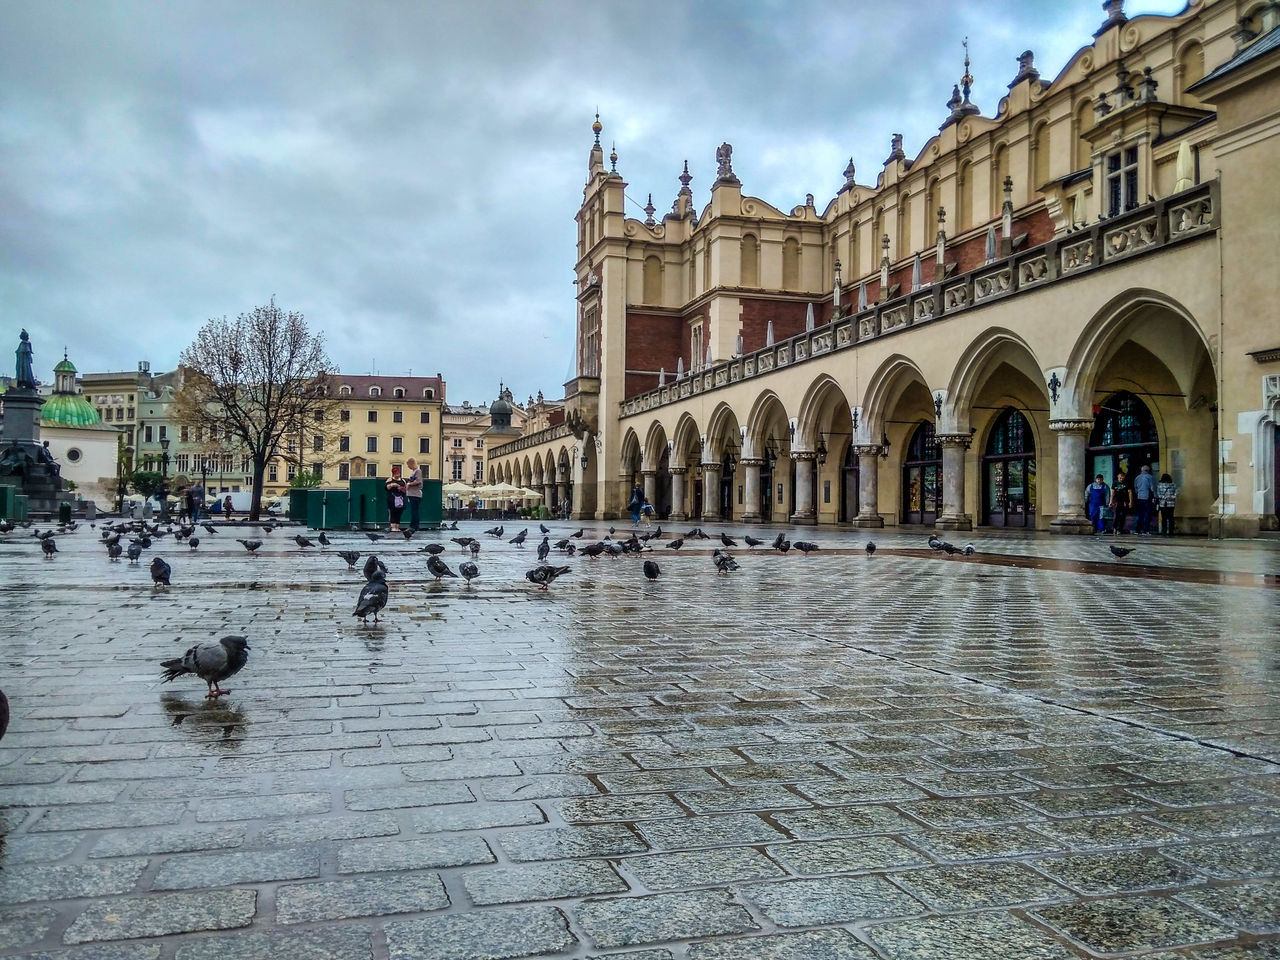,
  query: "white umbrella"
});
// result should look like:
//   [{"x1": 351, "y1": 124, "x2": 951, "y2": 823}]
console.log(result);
[
  {"x1": 442, "y1": 481, "x2": 473, "y2": 496},
  {"x1": 516, "y1": 487, "x2": 543, "y2": 500}
]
